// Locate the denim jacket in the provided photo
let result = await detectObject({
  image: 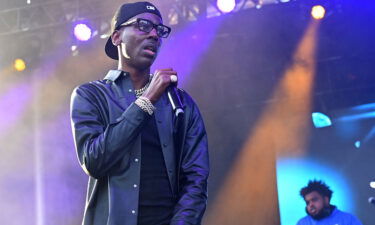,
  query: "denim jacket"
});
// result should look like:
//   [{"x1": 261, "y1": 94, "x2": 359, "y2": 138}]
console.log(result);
[{"x1": 70, "y1": 70, "x2": 209, "y2": 225}]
